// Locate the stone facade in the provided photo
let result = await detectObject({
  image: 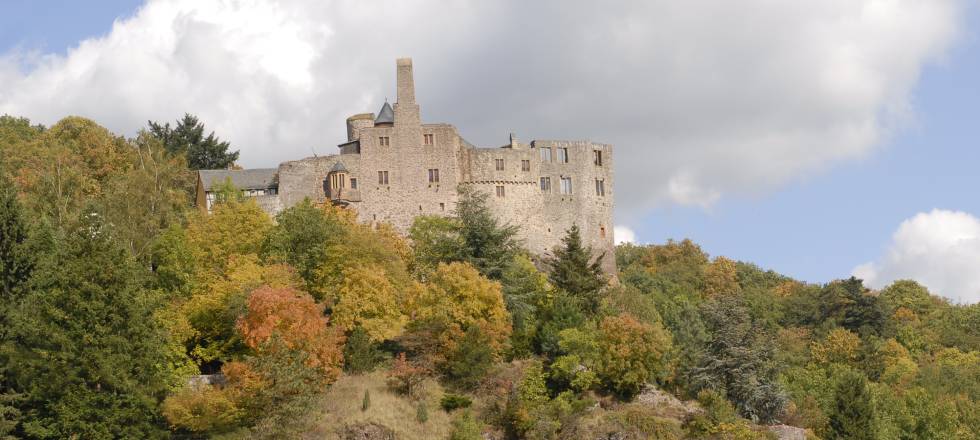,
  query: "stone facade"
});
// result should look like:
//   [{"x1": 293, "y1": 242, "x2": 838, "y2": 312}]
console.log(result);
[{"x1": 208, "y1": 58, "x2": 616, "y2": 272}]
